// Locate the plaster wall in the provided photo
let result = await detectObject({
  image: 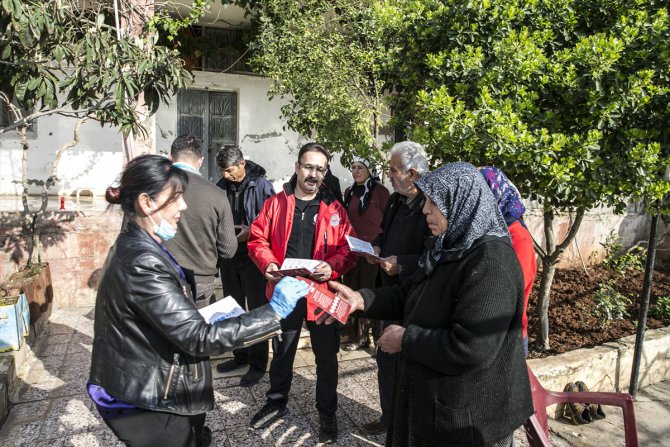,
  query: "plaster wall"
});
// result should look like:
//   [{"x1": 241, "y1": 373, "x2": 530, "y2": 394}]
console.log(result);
[
  {"x1": 0, "y1": 119, "x2": 125, "y2": 197},
  {"x1": 154, "y1": 71, "x2": 354, "y2": 187}
]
